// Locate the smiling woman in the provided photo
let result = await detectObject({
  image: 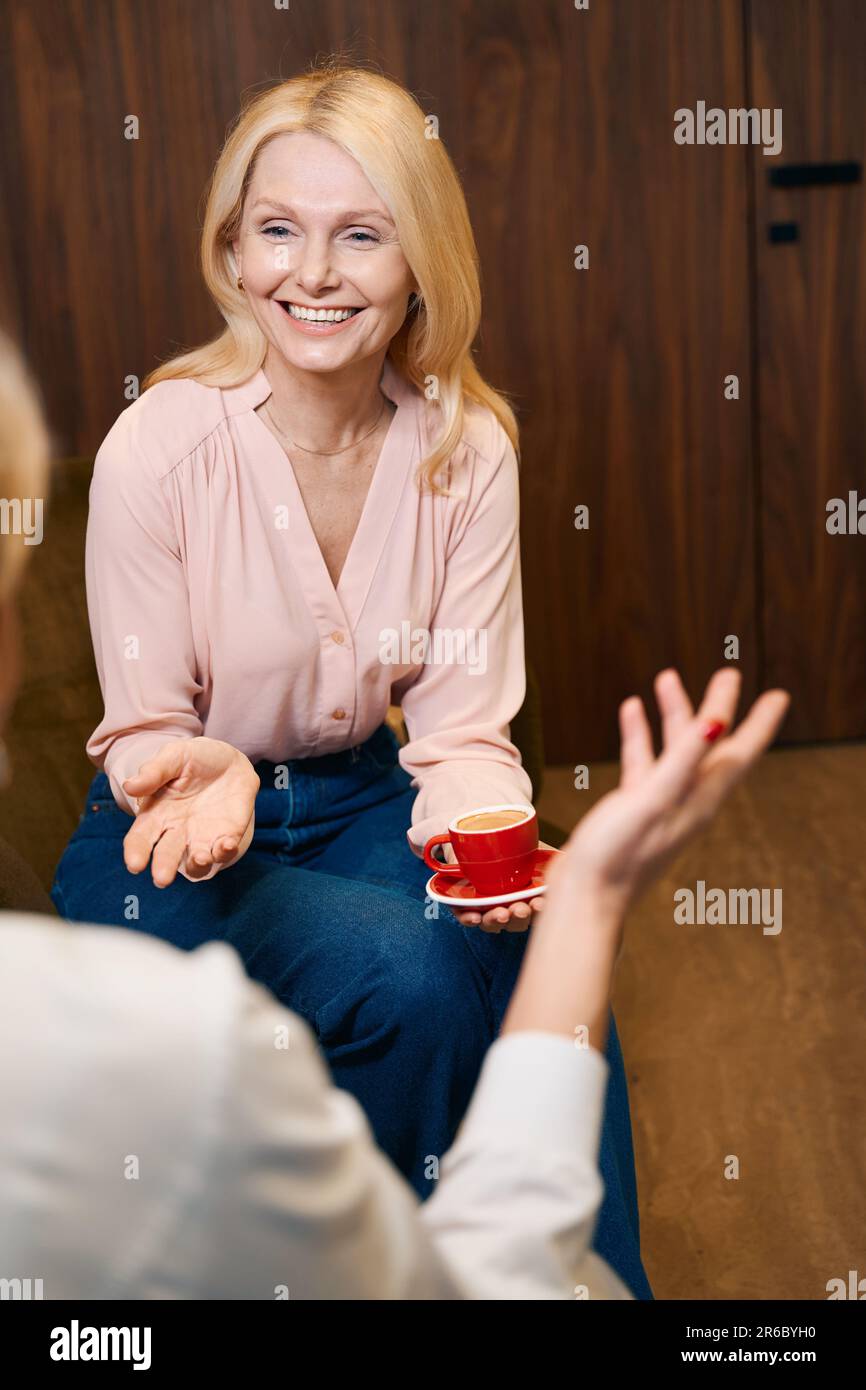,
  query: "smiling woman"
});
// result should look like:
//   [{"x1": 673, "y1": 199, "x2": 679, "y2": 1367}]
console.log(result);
[
  {"x1": 233, "y1": 128, "x2": 417, "y2": 465},
  {"x1": 143, "y1": 60, "x2": 512, "y2": 490},
  {"x1": 49, "y1": 58, "x2": 653, "y2": 1299}
]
